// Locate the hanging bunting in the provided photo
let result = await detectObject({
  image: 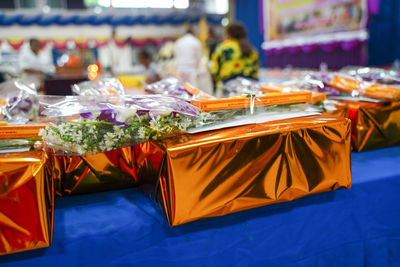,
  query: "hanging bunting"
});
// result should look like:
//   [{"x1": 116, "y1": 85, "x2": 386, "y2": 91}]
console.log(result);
[
  {"x1": 113, "y1": 37, "x2": 129, "y2": 48},
  {"x1": 94, "y1": 37, "x2": 110, "y2": 48},
  {"x1": 53, "y1": 39, "x2": 68, "y2": 51},
  {"x1": 7, "y1": 38, "x2": 25, "y2": 50},
  {"x1": 1, "y1": 35, "x2": 180, "y2": 51},
  {"x1": 39, "y1": 39, "x2": 48, "y2": 50},
  {"x1": 74, "y1": 38, "x2": 89, "y2": 50},
  {"x1": 130, "y1": 38, "x2": 148, "y2": 48}
]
